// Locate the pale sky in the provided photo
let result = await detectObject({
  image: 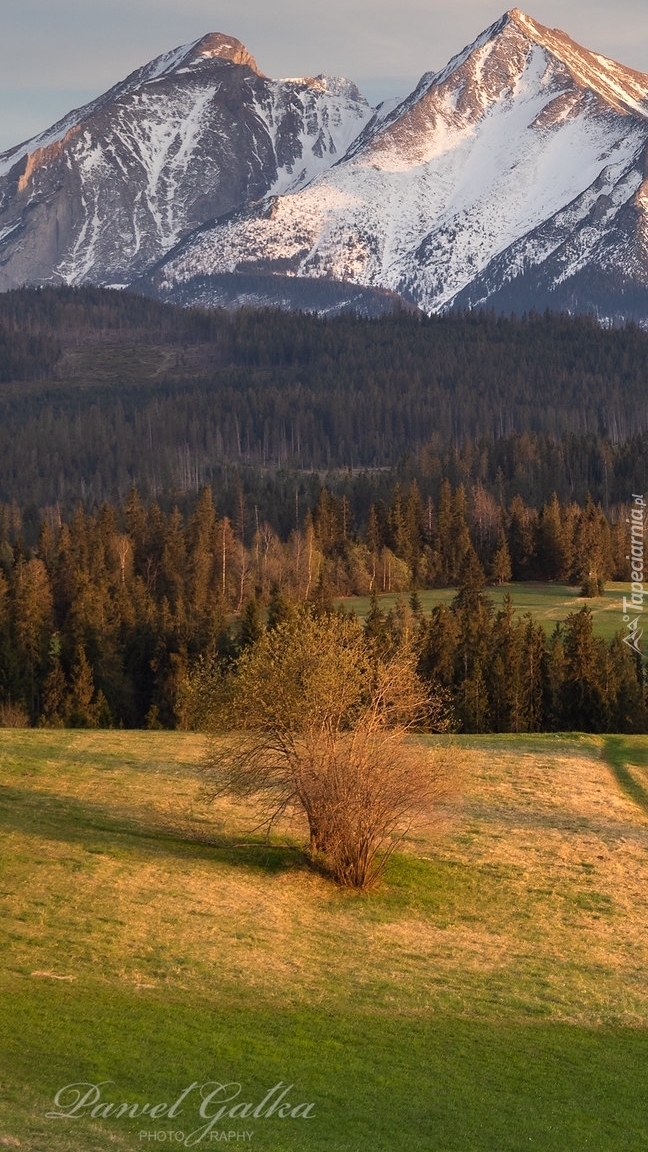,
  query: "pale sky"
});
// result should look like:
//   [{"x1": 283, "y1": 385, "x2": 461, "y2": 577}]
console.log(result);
[{"x1": 1, "y1": 0, "x2": 647, "y2": 151}]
